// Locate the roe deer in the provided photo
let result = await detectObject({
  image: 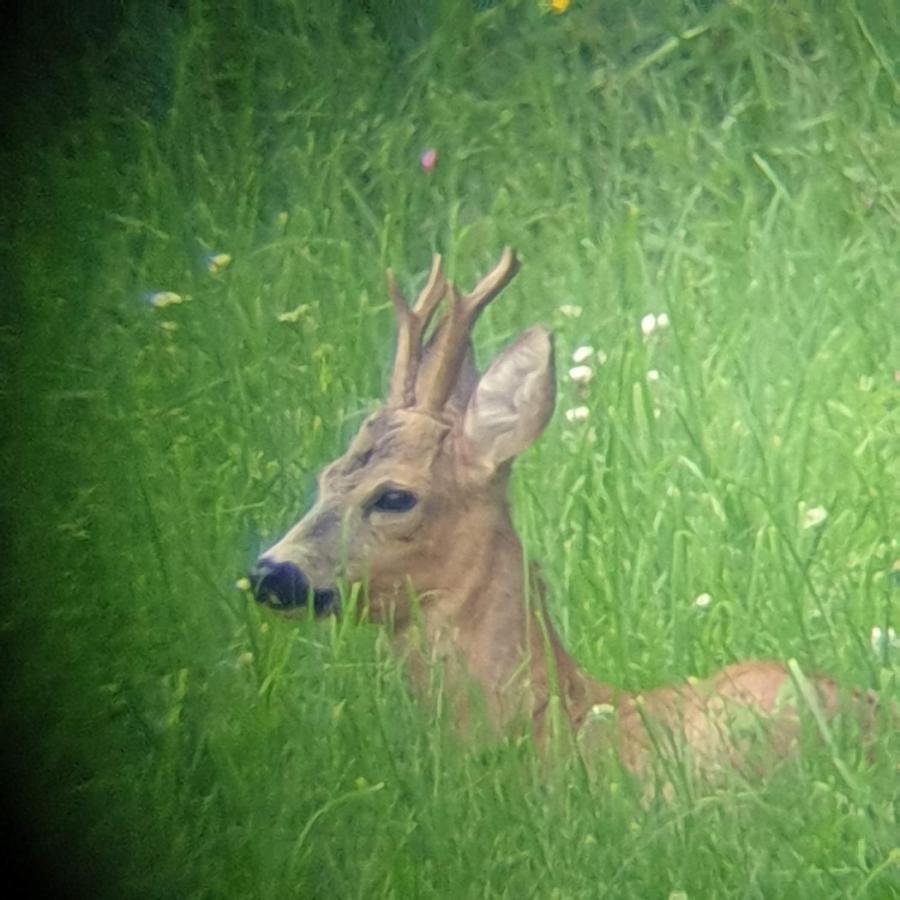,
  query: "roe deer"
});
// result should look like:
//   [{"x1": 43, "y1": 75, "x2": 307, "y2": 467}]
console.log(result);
[{"x1": 249, "y1": 248, "x2": 880, "y2": 775}]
